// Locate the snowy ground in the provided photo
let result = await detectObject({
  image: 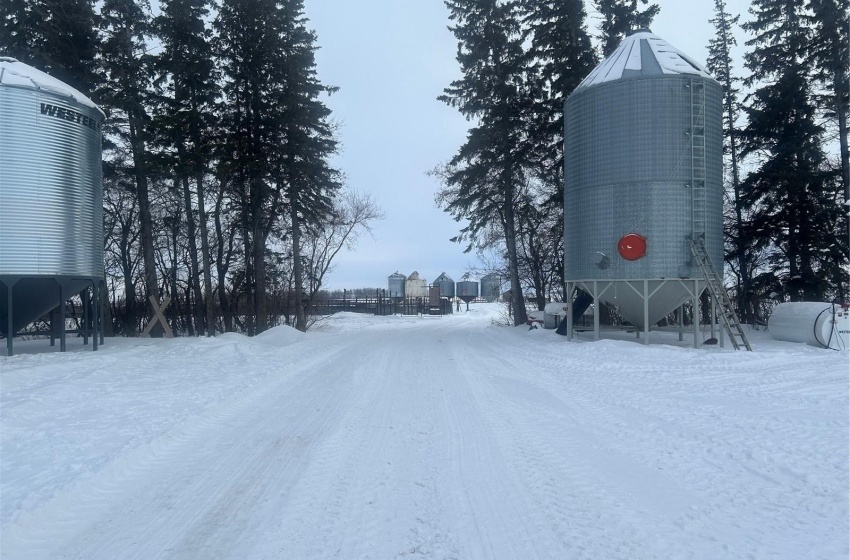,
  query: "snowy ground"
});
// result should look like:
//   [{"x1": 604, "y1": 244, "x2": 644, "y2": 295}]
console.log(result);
[{"x1": 1, "y1": 304, "x2": 848, "y2": 560}]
